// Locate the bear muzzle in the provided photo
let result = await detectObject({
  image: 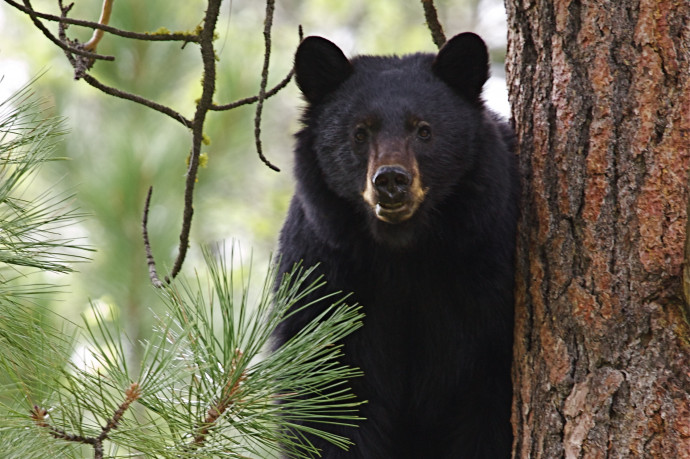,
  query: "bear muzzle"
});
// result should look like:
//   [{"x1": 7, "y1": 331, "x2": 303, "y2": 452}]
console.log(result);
[
  {"x1": 373, "y1": 165, "x2": 411, "y2": 207},
  {"x1": 363, "y1": 163, "x2": 427, "y2": 224}
]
